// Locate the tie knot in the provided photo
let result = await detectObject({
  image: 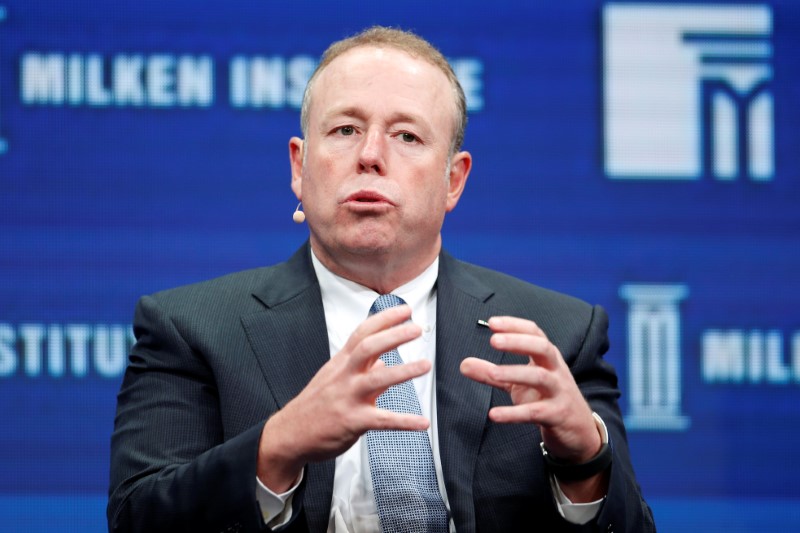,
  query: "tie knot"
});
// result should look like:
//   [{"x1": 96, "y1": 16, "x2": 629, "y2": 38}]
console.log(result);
[{"x1": 369, "y1": 294, "x2": 407, "y2": 316}]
